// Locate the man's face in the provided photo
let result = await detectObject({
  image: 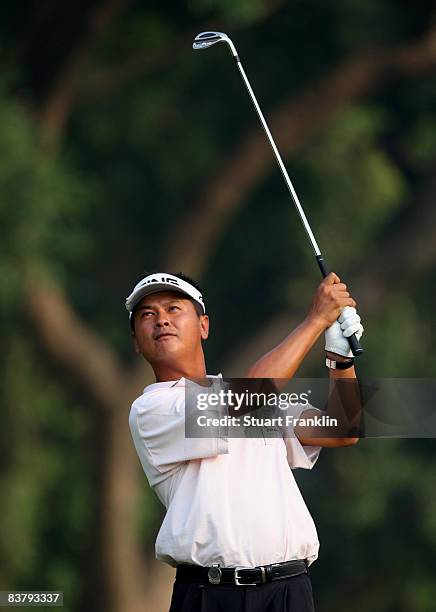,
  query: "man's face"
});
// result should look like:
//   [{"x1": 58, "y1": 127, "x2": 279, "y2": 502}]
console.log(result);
[{"x1": 131, "y1": 291, "x2": 209, "y2": 363}]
